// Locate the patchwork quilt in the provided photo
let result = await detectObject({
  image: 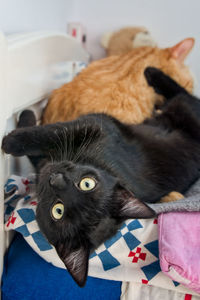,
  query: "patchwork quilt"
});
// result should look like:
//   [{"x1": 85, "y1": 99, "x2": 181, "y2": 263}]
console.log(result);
[{"x1": 4, "y1": 175, "x2": 199, "y2": 296}]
